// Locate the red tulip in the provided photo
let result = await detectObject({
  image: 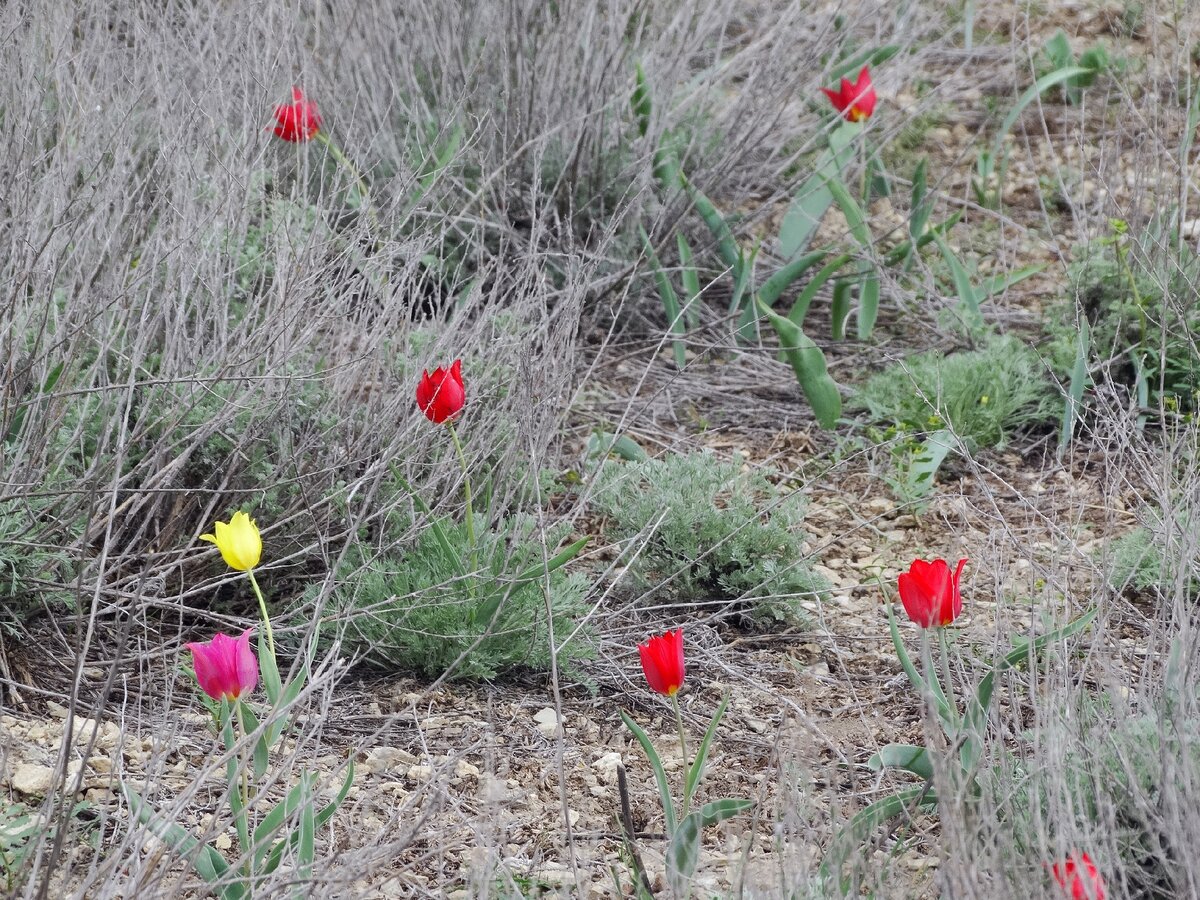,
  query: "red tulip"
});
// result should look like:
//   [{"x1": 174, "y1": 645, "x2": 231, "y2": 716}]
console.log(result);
[
  {"x1": 821, "y1": 66, "x2": 877, "y2": 122},
  {"x1": 272, "y1": 87, "x2": 322, "y2": 143},
  {"x1": 416, "y1": 359, "x2": 466, "y2": 424},
  {"x1": 638, "y1": 628, "x2": 685, "y2": 696},
  {"x1": 898, "y1": 558, "x2": 966, "y2": 628},
  {"x1": 186, "y1": 629, "x2": 259, "y2": 702},
  {"x1": 1051, "y1": 853, "x2": 1105, "y2": 900}
]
